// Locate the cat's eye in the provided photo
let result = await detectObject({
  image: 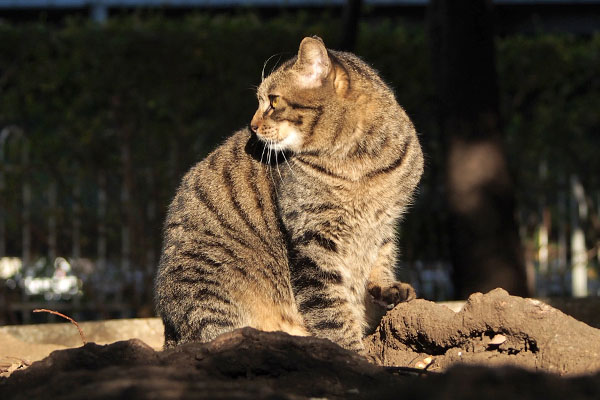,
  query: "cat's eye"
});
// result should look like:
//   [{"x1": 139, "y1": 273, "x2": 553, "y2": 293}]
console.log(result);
[{"x1": 269, "y1": 95, "x2": 280, "y2": 109}]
